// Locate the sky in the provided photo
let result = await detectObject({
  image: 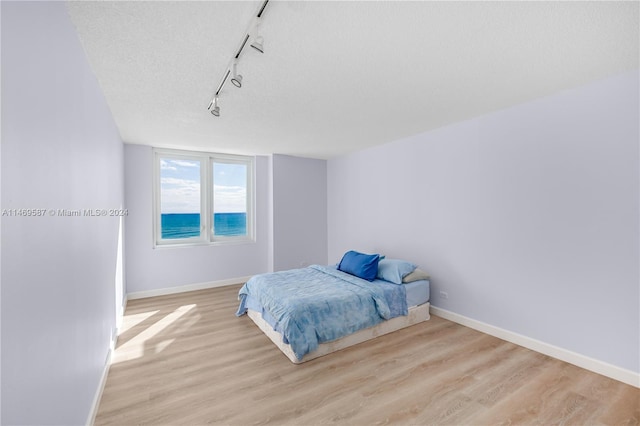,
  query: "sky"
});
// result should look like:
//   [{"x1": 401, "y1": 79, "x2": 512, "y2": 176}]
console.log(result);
[{"x1": 160, "y1": 158, "x2": 247, "y2": 213}]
